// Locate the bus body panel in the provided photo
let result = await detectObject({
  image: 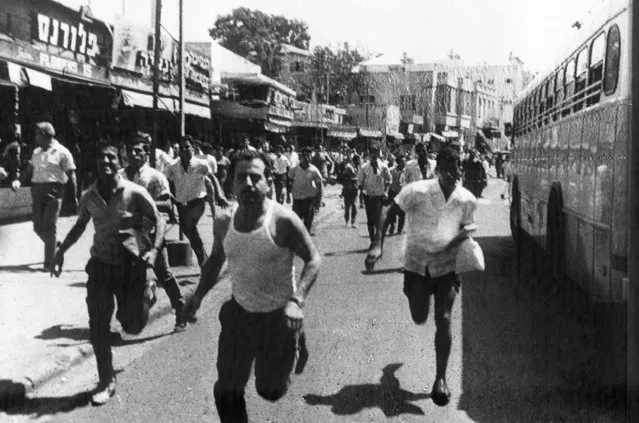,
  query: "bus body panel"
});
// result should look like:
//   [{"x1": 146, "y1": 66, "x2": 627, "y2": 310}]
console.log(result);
[{"x1": 512, "y1": 2, "x2": 630, "y2": 303}]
